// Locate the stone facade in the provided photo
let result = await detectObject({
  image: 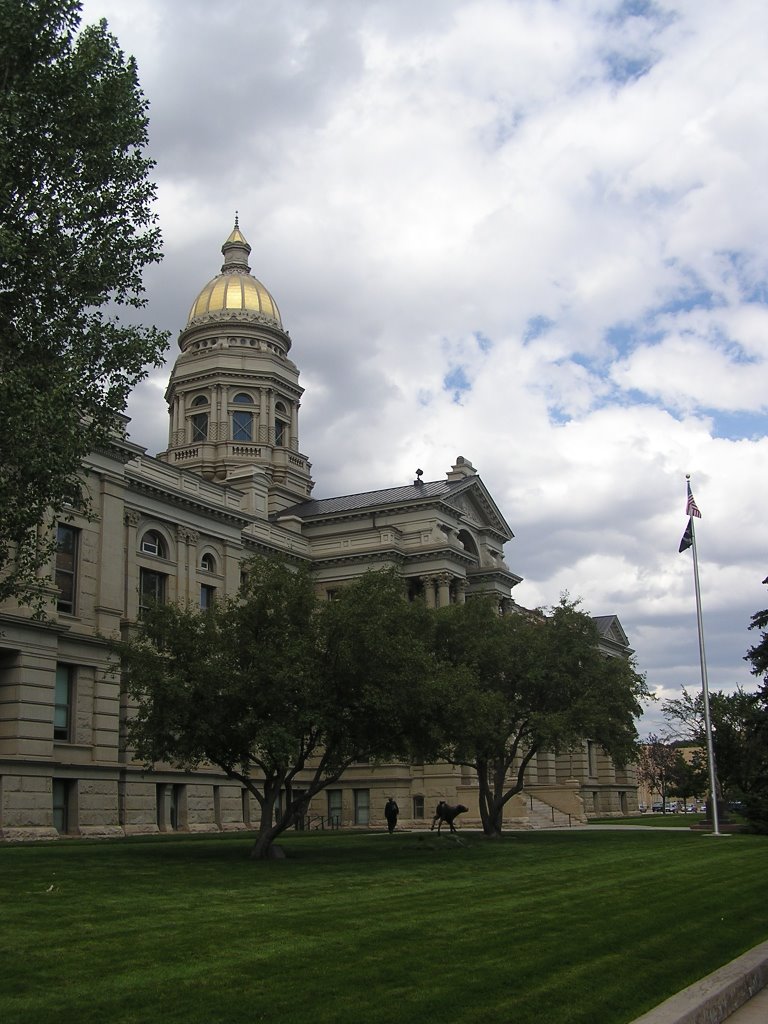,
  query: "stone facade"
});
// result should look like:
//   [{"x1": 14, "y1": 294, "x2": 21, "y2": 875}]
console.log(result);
[{"x1": 0, "y1": 224, "x2": 639, "y2": 841}]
